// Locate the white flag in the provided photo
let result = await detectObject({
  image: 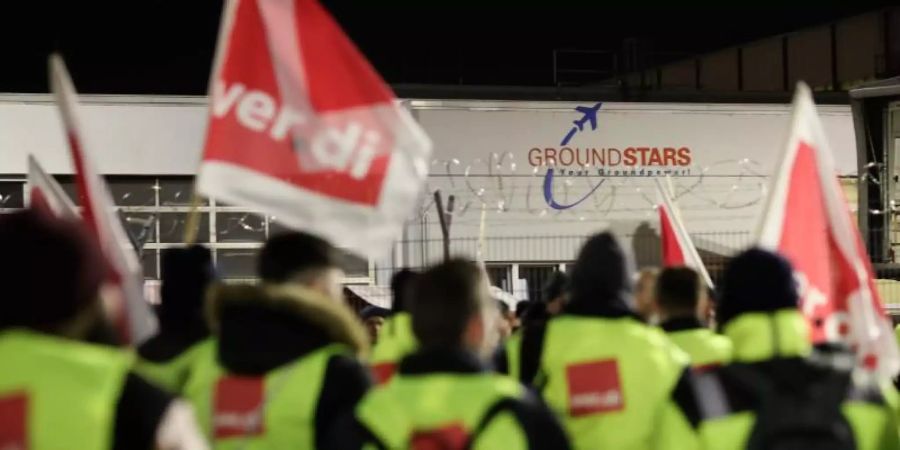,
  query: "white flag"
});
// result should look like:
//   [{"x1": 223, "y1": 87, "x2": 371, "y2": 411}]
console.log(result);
[
  {"x1": 49, "y1": 54, "x2": 158, "y2": 346},
  {"x1": 756, "y1": 82, "x2": 899, "y2": 377}
]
